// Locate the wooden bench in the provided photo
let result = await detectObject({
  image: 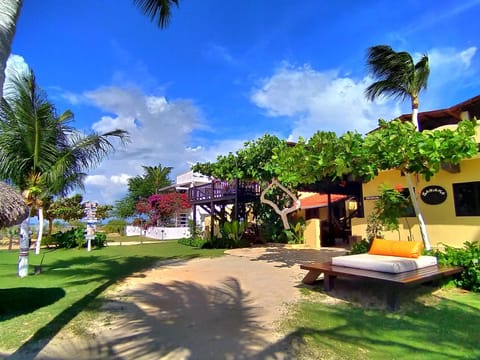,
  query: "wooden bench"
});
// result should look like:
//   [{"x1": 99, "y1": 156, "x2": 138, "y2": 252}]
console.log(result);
[{"x1": 300, "y1": 262, "x2": 463, "y2": 311}]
